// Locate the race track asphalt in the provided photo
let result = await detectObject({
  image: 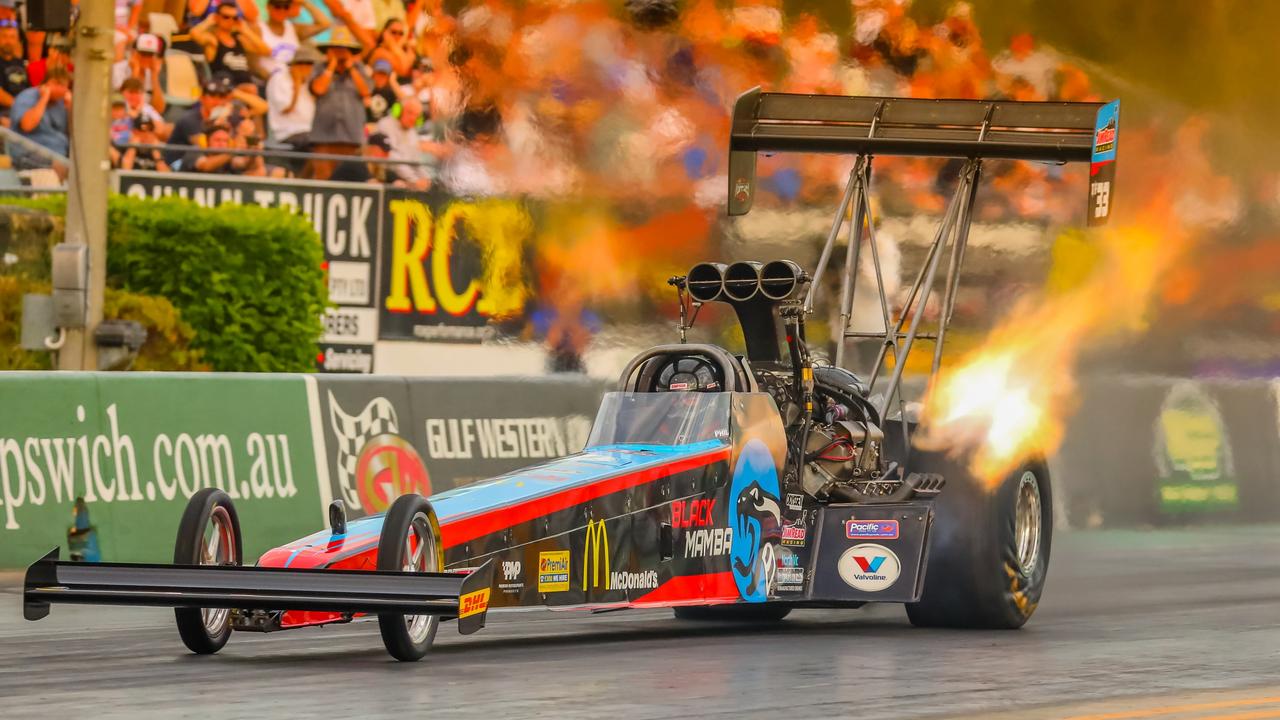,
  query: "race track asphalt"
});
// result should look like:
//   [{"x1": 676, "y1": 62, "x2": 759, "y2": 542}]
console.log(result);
[{"x1": 1, "y1": 525, "x2": 1278, "y2": 720}]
